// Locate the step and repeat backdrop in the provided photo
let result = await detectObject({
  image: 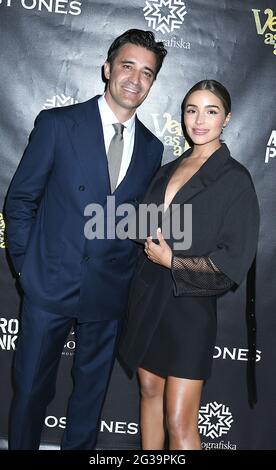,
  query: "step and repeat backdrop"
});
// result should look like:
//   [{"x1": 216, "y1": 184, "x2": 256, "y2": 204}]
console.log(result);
[{"x1": 0, "y1": 0, "x2": 276, "y2": 450}]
